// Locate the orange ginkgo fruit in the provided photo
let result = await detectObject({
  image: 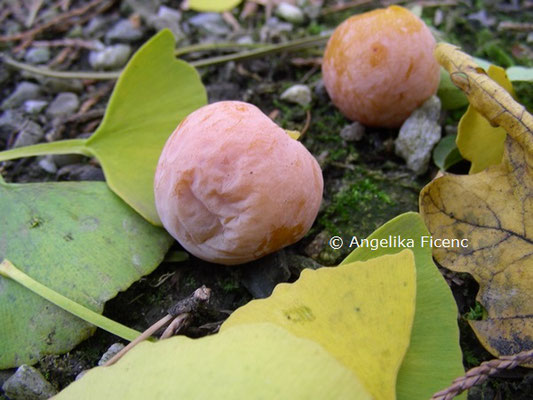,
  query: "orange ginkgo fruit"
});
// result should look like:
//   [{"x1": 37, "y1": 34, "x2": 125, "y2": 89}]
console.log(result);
[{"x1": 322, "y1": 5, "x2": 440, "y2": 128}]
